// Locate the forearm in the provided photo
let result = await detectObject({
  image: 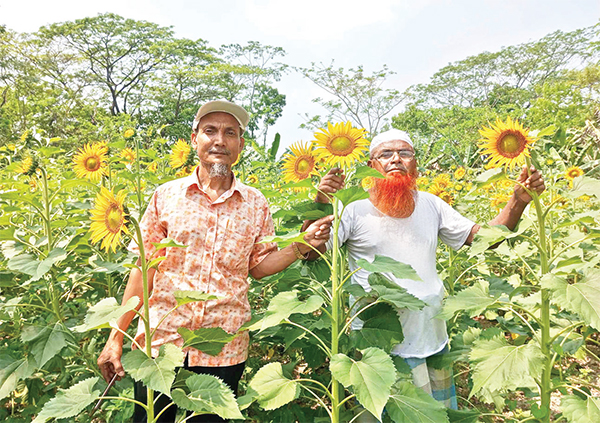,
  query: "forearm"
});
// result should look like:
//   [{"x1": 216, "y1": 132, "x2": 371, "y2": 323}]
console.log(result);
[
  {"x1": 249, "y1": 244, "x2": 309, "y2": 280},
  {"x1": 107, "y1": 267, "x2": 155, "y2": 344}
]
